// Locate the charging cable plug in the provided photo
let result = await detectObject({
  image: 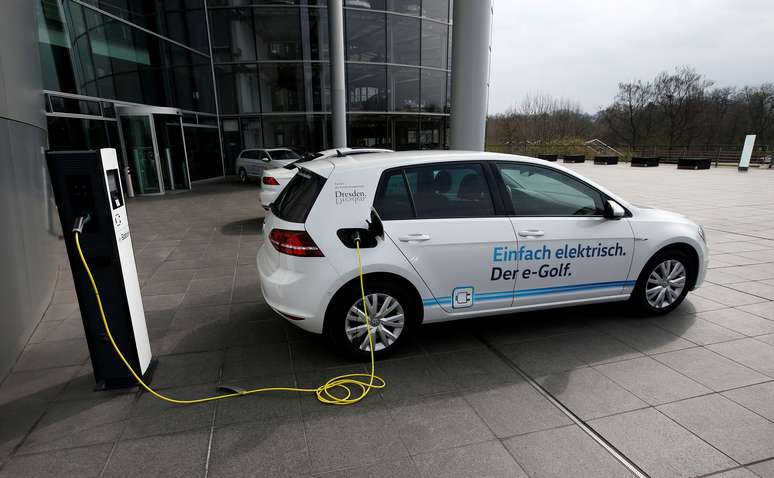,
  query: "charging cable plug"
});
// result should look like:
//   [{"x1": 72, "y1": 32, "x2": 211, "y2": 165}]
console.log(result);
[
  {"x1": 72, "y1": 214, "x2": 92, "y2": 234},
  {"x1": 352, "y1": 230, "x2": 362, "y2": 246}
]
